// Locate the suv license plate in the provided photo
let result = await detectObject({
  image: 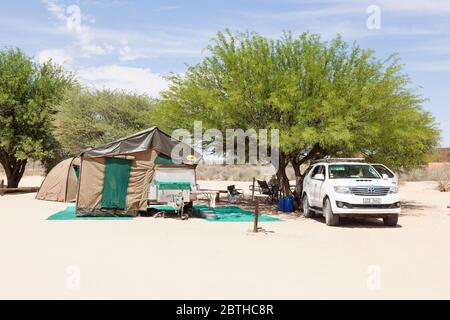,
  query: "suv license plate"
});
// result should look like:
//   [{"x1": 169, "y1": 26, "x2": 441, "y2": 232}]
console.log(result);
[{"x1": 363, "y1": 198, "x2": 382, "y2": 205}]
